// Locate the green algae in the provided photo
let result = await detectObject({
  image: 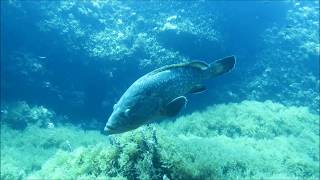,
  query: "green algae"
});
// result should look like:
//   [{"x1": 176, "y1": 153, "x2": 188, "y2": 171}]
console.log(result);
[{"x1": 12, "y1": 100, "x2": 318, "y2": 180}]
